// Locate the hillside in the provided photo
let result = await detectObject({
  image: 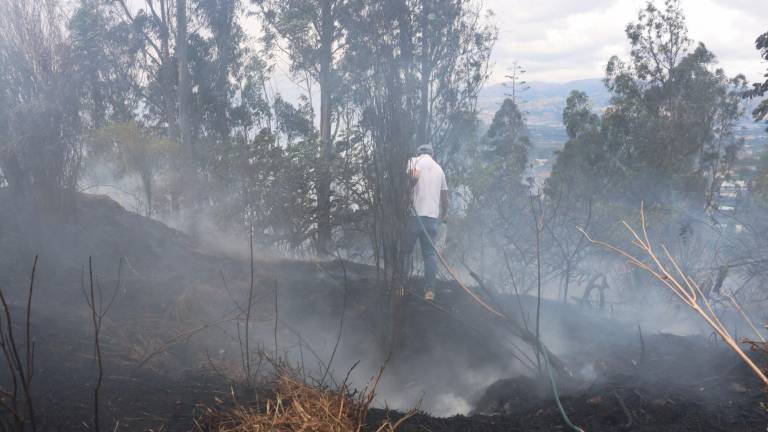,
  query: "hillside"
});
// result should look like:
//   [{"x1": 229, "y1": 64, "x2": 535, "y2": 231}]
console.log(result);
[{"x1": 0, "y1": 192, "x2": 765, "y2": 431}]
